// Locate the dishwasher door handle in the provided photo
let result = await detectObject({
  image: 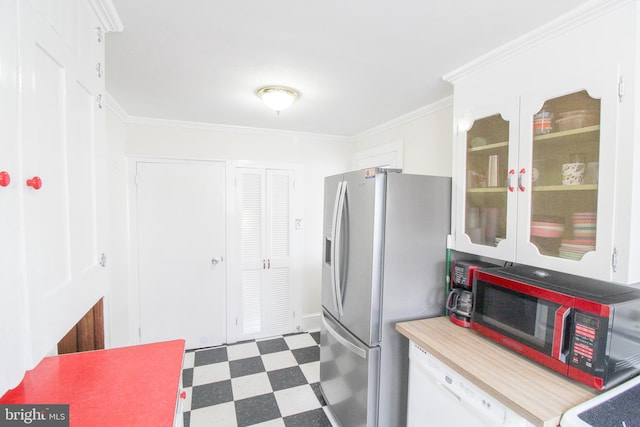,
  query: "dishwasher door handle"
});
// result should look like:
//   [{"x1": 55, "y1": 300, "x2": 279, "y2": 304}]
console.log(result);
[{"x1": 437, "y1": 380, "x2": 462, "y2": 402}]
